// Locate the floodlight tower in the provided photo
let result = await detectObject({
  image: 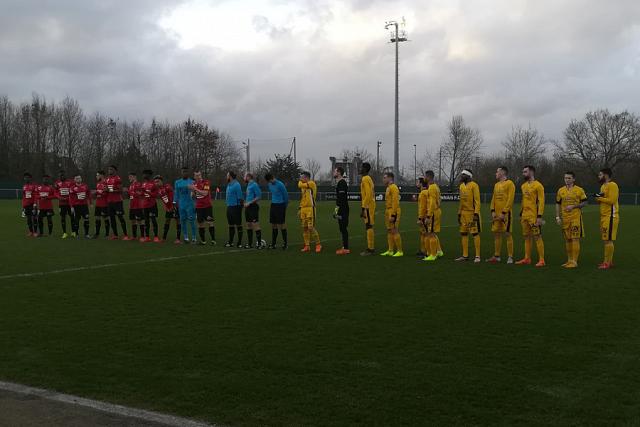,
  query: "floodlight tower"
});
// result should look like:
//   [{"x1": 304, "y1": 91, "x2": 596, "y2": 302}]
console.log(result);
[{"x1": 385, "y1": 18, "x2": 408, "y2": 176}]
